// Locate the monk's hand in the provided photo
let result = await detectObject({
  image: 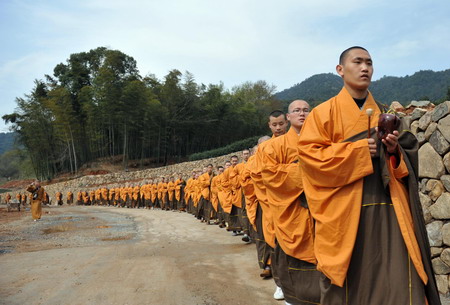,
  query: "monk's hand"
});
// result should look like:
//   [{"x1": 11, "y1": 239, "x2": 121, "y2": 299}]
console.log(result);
[
  {"x1": 367, "y1": 138, "x2": 377, "y2": 158},
  {"x1": 382, "y1": 130, "x2": 399, "y2": 154}
]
